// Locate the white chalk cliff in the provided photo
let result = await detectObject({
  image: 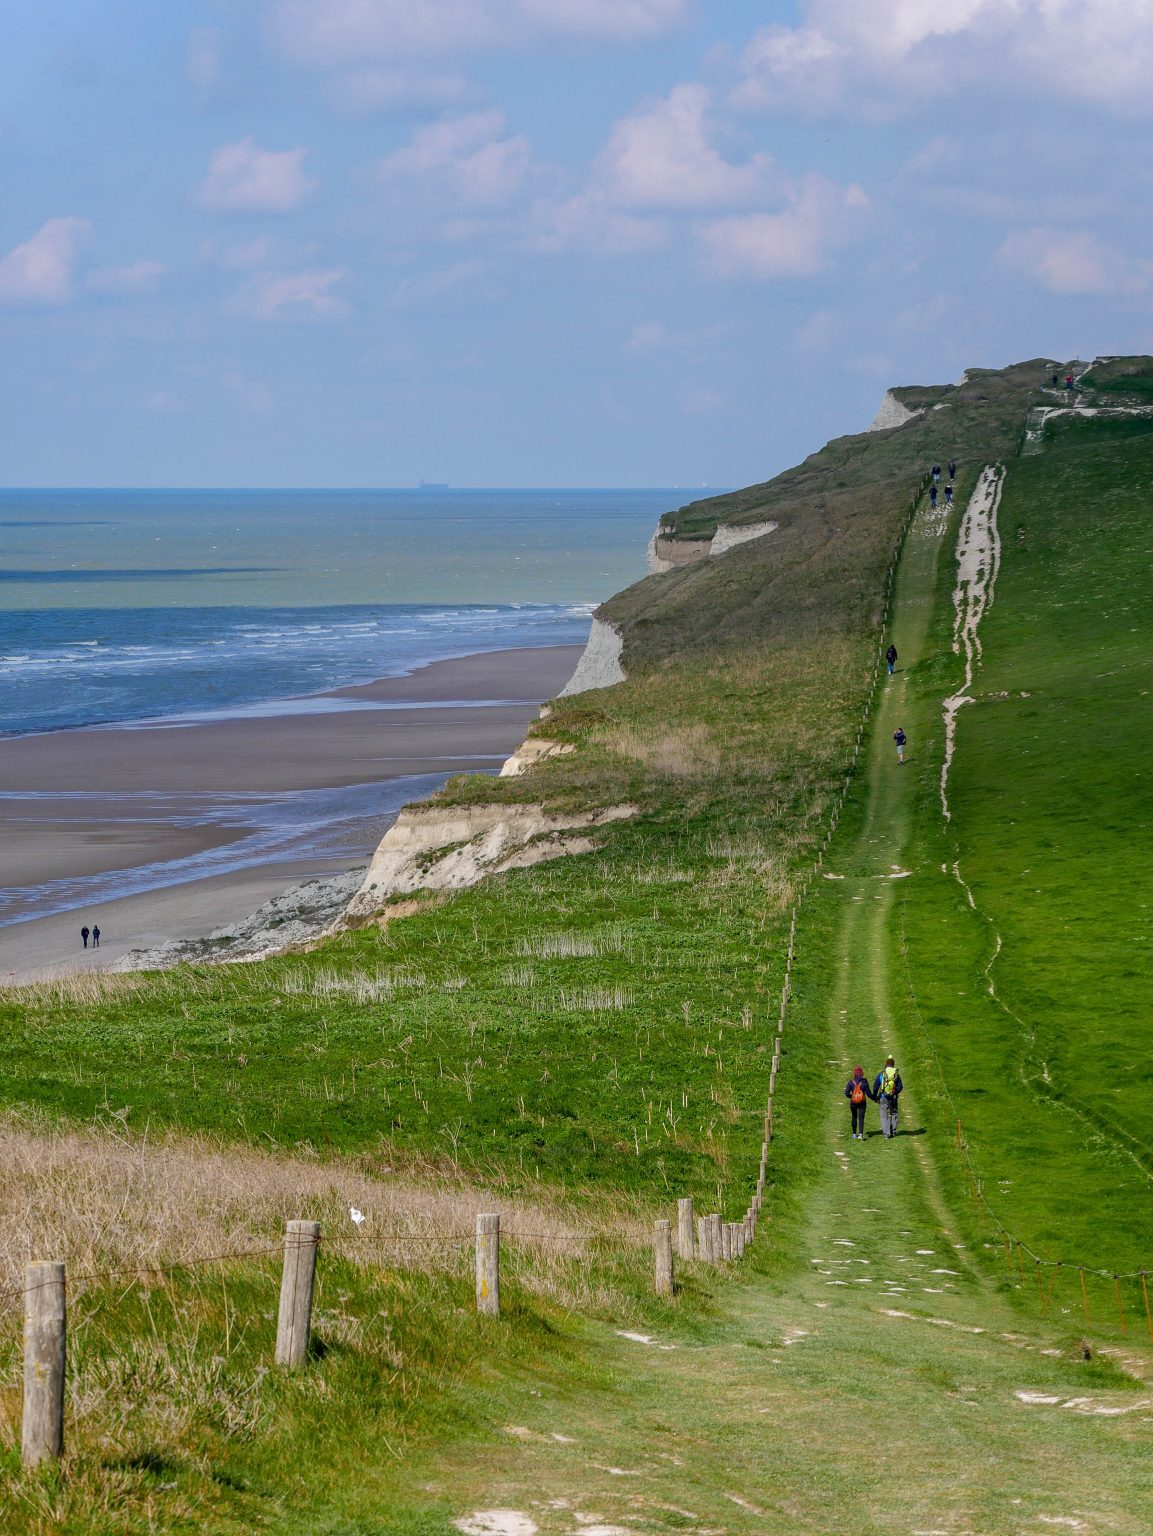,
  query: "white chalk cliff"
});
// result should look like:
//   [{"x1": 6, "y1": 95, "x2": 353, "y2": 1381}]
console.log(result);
[
  {"x1": 868, "y1": 391, "x2": 922, "y2": 432},
  {"x1": 558, "y1": 617, "x2": 626, "y2": 696},
  {"x1": 344, "y1": 802, "x2": 637, "y2": 919}
]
